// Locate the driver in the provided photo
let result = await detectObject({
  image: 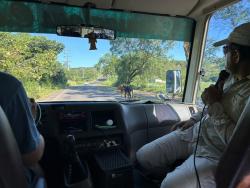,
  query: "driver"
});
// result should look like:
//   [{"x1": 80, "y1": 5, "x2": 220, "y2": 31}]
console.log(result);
[
  {"x1": 136, "y1": 22, "x2": 250, "y2": 187},
  {"x1": 0, "y1": 72, "x2": 45, "y2": 187}
]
